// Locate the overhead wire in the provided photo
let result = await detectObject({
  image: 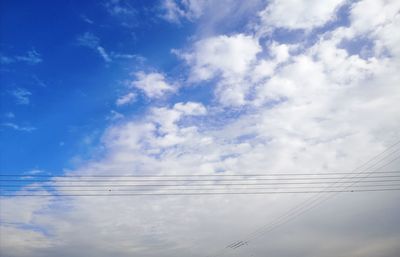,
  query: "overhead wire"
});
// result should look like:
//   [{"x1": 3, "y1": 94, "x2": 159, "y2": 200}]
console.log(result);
[
  {"x1": 2, "y1": 188, "x2": 400, "y2": 197},
  {"x1": 1, "y1": 170, "x2": 400, "y2": 178},
  {"x1": 1, "y1": 179, "x2": 400, "y2": 189},
  {"x1": 224, "y1": 147, "x2": 400, "y2": 251},
  {"x1": 1, "y1": 174, "x2": 400, "y2": 183},
  {"x1": 1, "y1": 170, "x2": 400, "y2": 197},
  {"x1": 211, "y1": 140, "x2": 400, "y2": 256},
  {"x1": 2, "y1": 183, "x2": 399, "y2": 192}
]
